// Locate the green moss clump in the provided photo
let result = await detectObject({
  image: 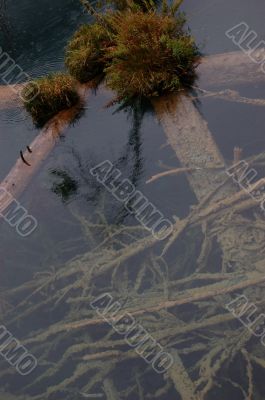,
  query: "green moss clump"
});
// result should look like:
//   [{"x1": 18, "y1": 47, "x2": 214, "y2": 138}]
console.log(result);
[
  {"x1": 66, "y1": 1, "x2": 199, "y2": 99},
  {"x1": 104, "y1": 11, "x2": 199, "y2": 98},
  {"x1": 22, "y1": 73, "x2": 80, "y2": 127},
  {"x1": 65, "y1": 23, "x2": 111, "y2": 83}
]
